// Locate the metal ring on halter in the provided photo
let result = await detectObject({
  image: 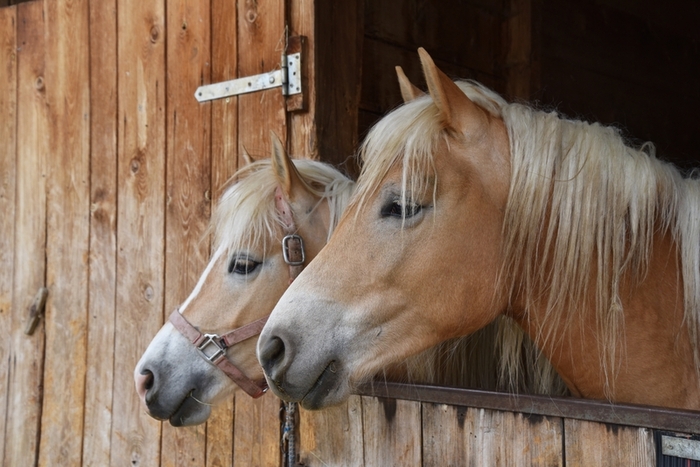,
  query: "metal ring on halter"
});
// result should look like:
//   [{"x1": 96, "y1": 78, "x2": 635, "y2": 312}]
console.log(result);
[
  {"x1": 196, "y1": 334, "x2": 227, "y2": 363},
  {"x1": 282, "y1": 234, "x2": 305, "y2": 266}
]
